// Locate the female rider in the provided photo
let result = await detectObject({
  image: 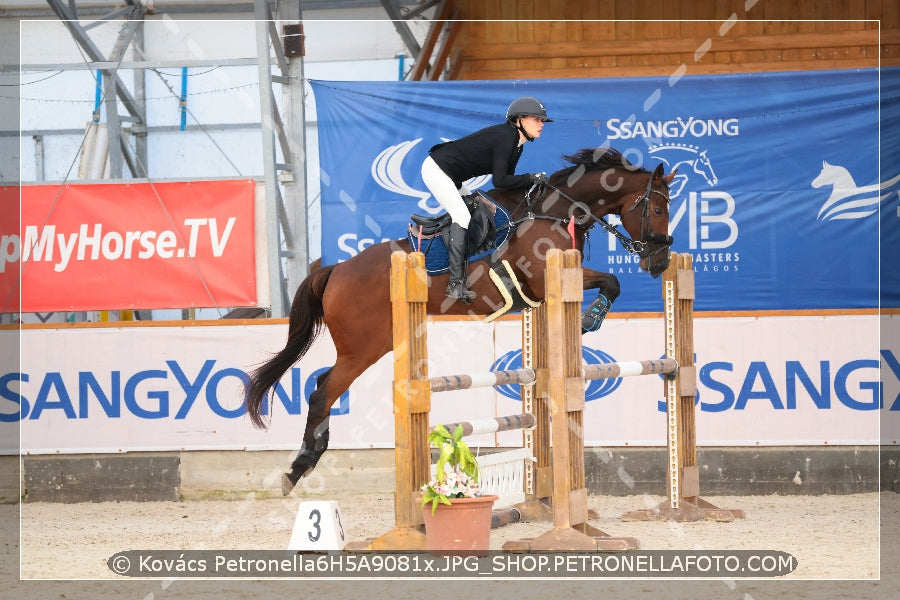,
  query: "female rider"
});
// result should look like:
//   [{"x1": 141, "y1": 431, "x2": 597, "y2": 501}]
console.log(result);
[{"x1": 421, "y1": 96, "x2": 552, "y2": 304}]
